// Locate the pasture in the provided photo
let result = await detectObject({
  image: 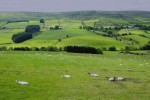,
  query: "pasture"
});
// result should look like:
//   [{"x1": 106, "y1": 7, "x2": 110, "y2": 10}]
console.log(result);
[
  {"x1": 0, "y1": 51, "x2": 150, "y2": 100},
  {"x1": 0, "y1": 11, "x2": 150, "y2": 50},
  {"x1": 0, "y1": 11, "x2": 150, "y2": 99}
]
